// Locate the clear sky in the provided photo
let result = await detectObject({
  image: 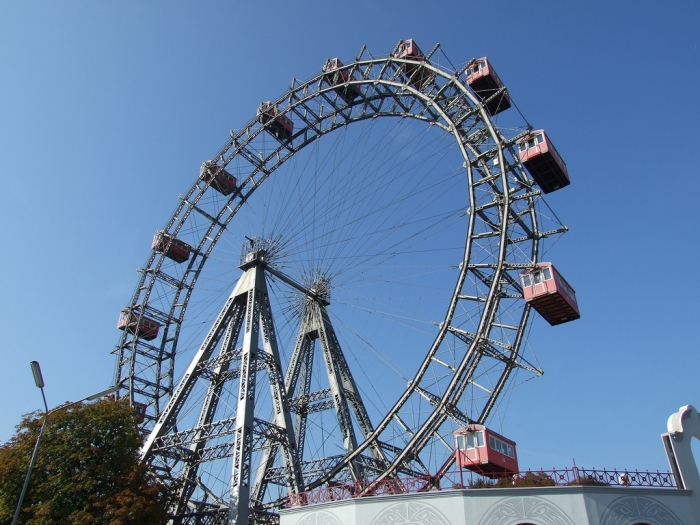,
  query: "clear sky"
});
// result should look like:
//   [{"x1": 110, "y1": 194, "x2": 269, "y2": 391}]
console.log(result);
[{"x1": 1, "y1": 0, "x2": 699, "y2": 475}]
